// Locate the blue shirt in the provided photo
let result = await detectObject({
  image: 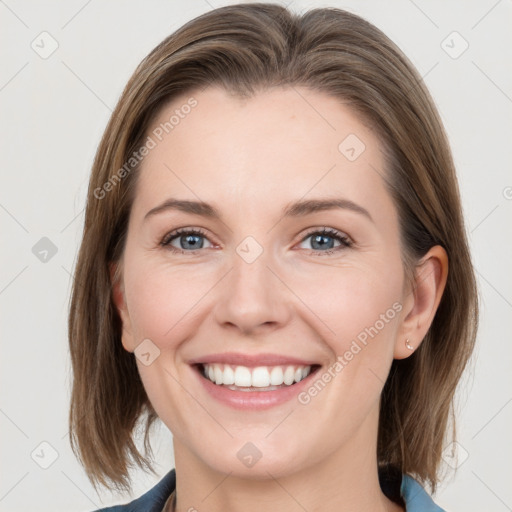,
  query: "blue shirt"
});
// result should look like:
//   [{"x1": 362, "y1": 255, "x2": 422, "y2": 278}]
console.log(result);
[{"x1": 92, "y1": 468, "x2": 446, "y2": 511}]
